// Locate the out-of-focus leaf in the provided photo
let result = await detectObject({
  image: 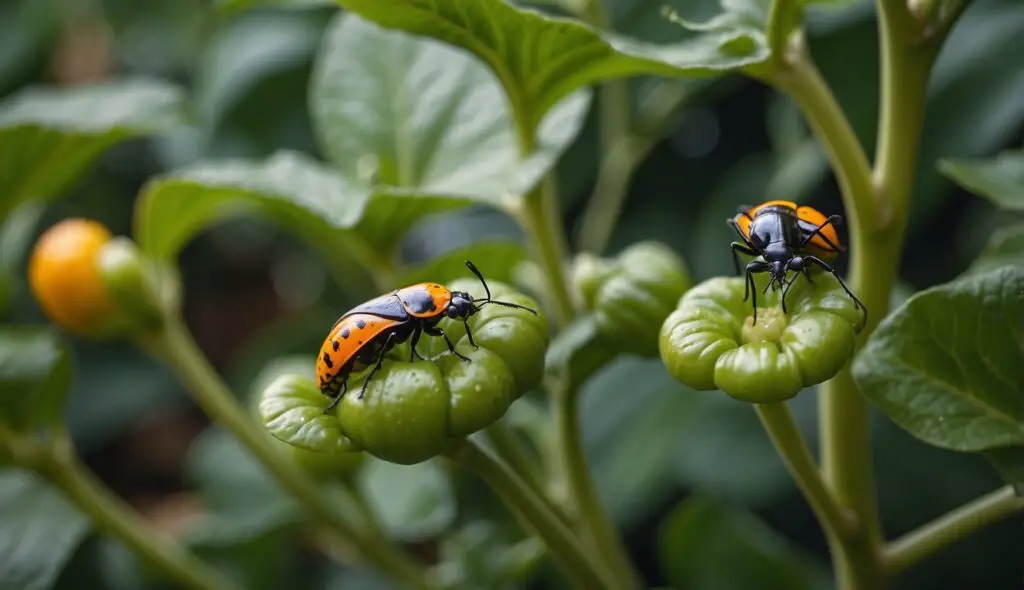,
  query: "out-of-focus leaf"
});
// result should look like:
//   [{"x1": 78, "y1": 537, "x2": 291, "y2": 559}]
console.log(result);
[
  {"x1": 391, "y1": 242, "x2": 529, "y2": 289},
  {"x1": 968, "y1": 223, "x2": 1024, "y2": 276},
  {"x1": 939, "y1": 149, "x2": 1024, "y2": 211},
  {"x1": 853, "y1": 267, "x2": 1024, "y2": 452},
  {"x1": 0, "y1": 468, "x2": 91, "y2": 590},
  {"x1": 310, "y1": 13, "x2": 591, "y2": 208},
  {"x1": 333, "y1": 0, "x2": 770, "y2": 133},
  {"x1": 0, "y1": 327, "x2": 71, "y2": 431},
  {"x1": 135, "y1": 150, "x2": 471, "y2": 262},
  {"x1": 765, "y1": 139, "x2": 828, "y2": 201},
  {"x1": 657, "y1": 494, "x2": 829, "y2": 590},
  {"x1": 0, "y1": 202, "x2": 44, "y2": 312},
  {"x1": 0, "y1": 79, "x2": 188, "y2": 219},
  {"x1": 435, "y1": 520, "x2": 545, "y2": 590},
  {"x1": 183, "y1": 428, "x2": 301, "y2": 547},
  {"x1": 545, "y1": 317, "x2": 619, "y2": 394},
  {"x1": 216, "y1": 0, "x2": 335, "y2": 12},
  {"x1": 985, "y1": 447, "x2": 1024, "y2": 496},
  {"x1": 357, "y1": 457, "x2": 456, "y2": 542}
]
